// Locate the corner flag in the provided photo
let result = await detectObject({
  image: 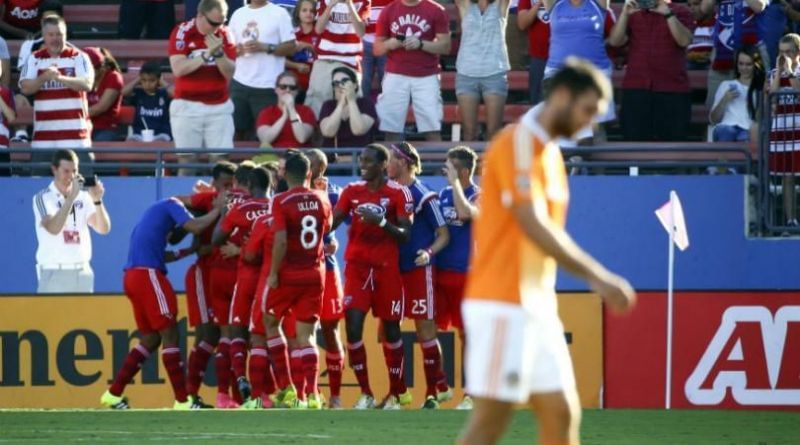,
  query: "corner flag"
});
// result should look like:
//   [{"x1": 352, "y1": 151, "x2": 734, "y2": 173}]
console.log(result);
[{"x1": 655, "y1": 191, "x2": 689, "y2": 251}]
